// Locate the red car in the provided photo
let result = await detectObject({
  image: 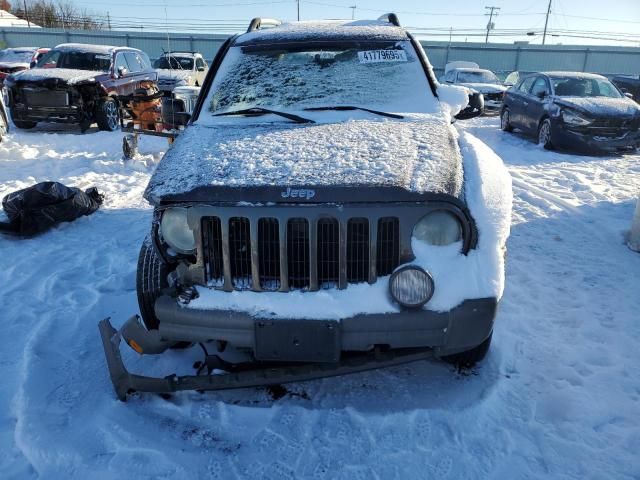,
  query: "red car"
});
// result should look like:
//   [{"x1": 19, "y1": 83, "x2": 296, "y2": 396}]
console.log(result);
[
  {"x1": 0, "y1": 47, "x2": 49, "y2": 85},
  {"x1": 5, "y1": 43, "x2": 156, "y2": 131}
]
